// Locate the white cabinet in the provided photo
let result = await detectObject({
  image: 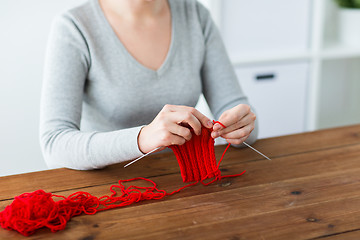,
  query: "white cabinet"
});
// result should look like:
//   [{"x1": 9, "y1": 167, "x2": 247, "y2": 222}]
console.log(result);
[
  {"x1": 318, "y1": 58, "x2": 360, "y2": 129},
  {"x1": 216, "y1": 0, "x2": 311, "y2": 139},
  {"x1": 222, "y1": 0, "x2": 311, "y2": 59},
  {"x1": 236, "y1": 62, "x2": 309, "y2": 139}
]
